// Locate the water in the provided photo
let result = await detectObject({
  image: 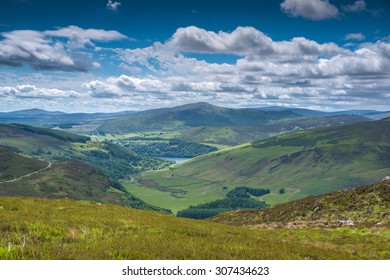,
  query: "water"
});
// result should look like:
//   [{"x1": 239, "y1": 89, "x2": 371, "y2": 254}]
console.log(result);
[{"x1": 158, "y1": 157, "x2": 191, "y2": 163}]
